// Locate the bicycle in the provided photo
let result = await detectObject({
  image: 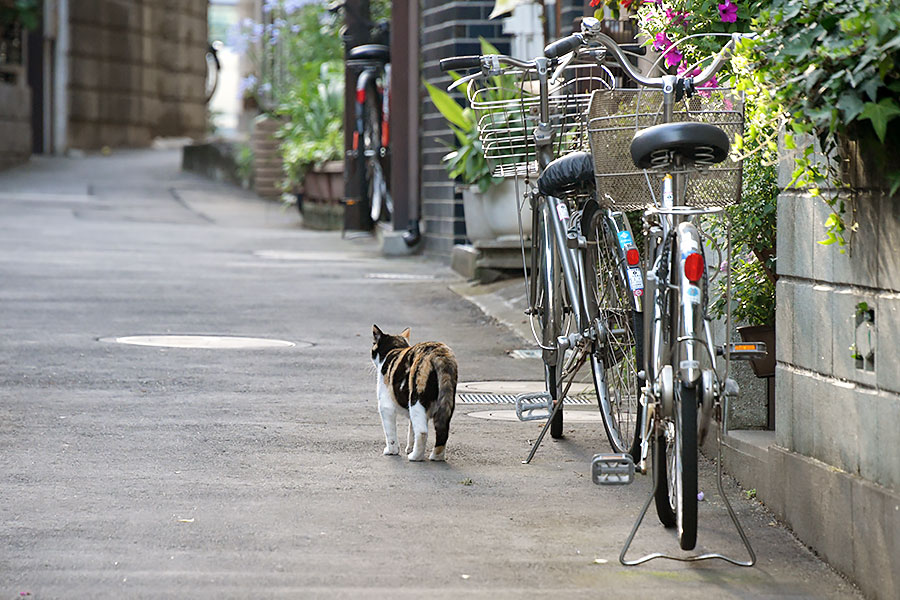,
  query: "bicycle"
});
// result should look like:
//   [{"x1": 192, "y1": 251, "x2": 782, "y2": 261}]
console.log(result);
[
  {"x1": 559, "y1": 22, "x2": 765, "y2": 563},
  {"x1": 439, "y1": 24, "x2": 645, "y2": 463}
]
